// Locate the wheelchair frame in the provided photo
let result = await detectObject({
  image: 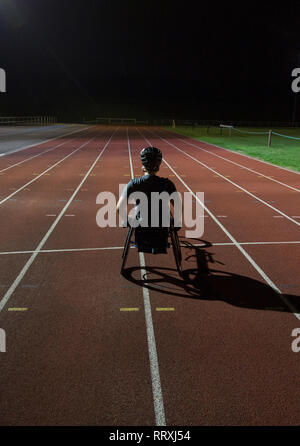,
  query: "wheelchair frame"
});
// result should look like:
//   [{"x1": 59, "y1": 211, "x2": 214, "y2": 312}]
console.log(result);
[{"x1": 121, "y1": 216, "x2": 182, "y2": 276}]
